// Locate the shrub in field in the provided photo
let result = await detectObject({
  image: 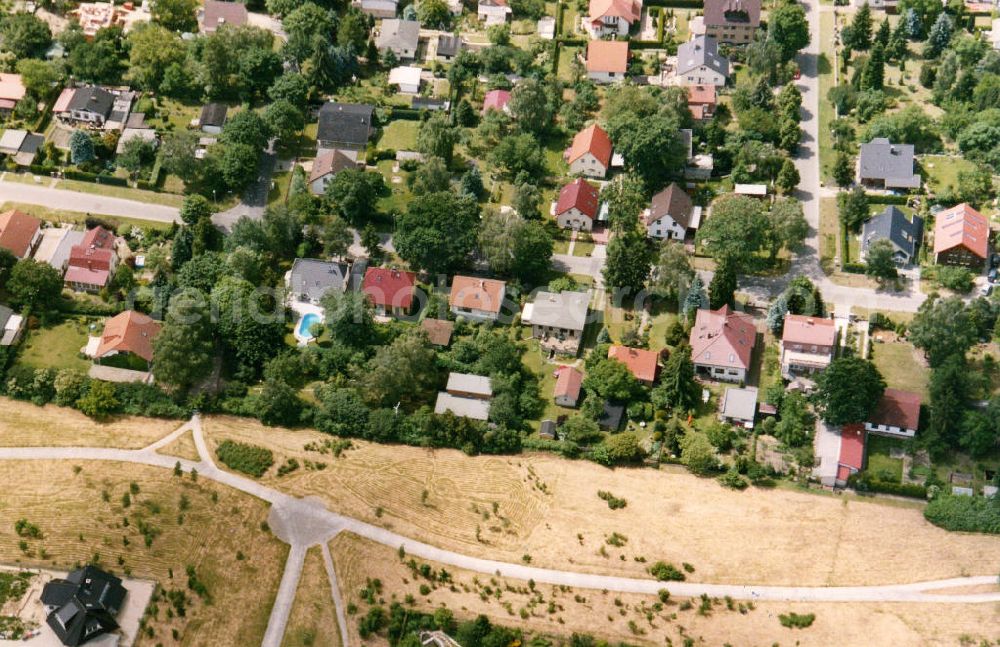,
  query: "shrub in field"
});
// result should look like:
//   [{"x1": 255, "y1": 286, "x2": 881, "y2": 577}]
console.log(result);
[
  {"x1": 779, "y1": 612, "x2": 815, "y2": 628},
  {"x1": 215, "y1": 440, "x2": 274, "y2": 478}
]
